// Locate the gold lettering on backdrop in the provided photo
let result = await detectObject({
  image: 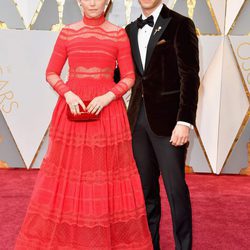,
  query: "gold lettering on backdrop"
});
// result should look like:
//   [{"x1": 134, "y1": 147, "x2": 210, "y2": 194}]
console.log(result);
[
  {"x1": 242, "y1": 63, "x2": 250, "y2": 71},
  {"x1": 237, "y1": 42, "x2": 250, "y2": 60},
  {"x1": 0, "y1": 66, "x2": 19, "y2": 114},
  {"x1": 0, "y1": 81, "x2": 8, "y2": 91},
  {"x1": 0, "y1": 91, "x2": 14, "y2": 104},
  {"x1": 2, "y1": 101, "x2": 19, "y2": 114},
  {"x1": 237, "y1": 42, "x2": 250, "y2": 85}
]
